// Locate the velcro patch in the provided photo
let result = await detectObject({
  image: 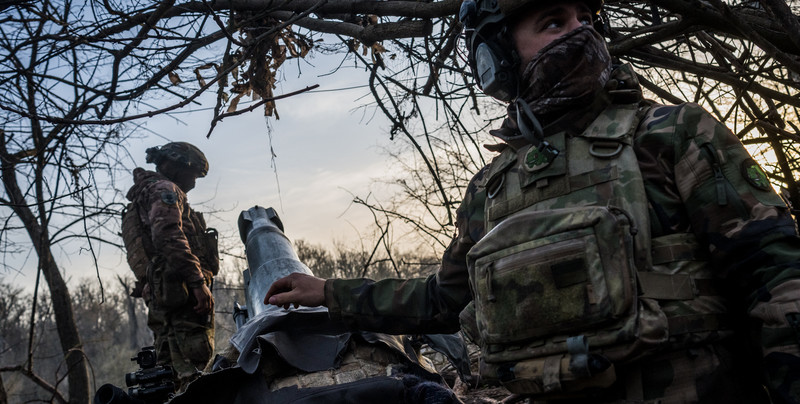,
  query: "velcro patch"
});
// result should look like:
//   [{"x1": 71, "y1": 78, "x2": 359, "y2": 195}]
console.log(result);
[
  {"x1": 741, "y1": 158, "x2": 771, "y2": 191},
  {"x1": 160, "y1": 190, "x2": 177, "y2": 205}
]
